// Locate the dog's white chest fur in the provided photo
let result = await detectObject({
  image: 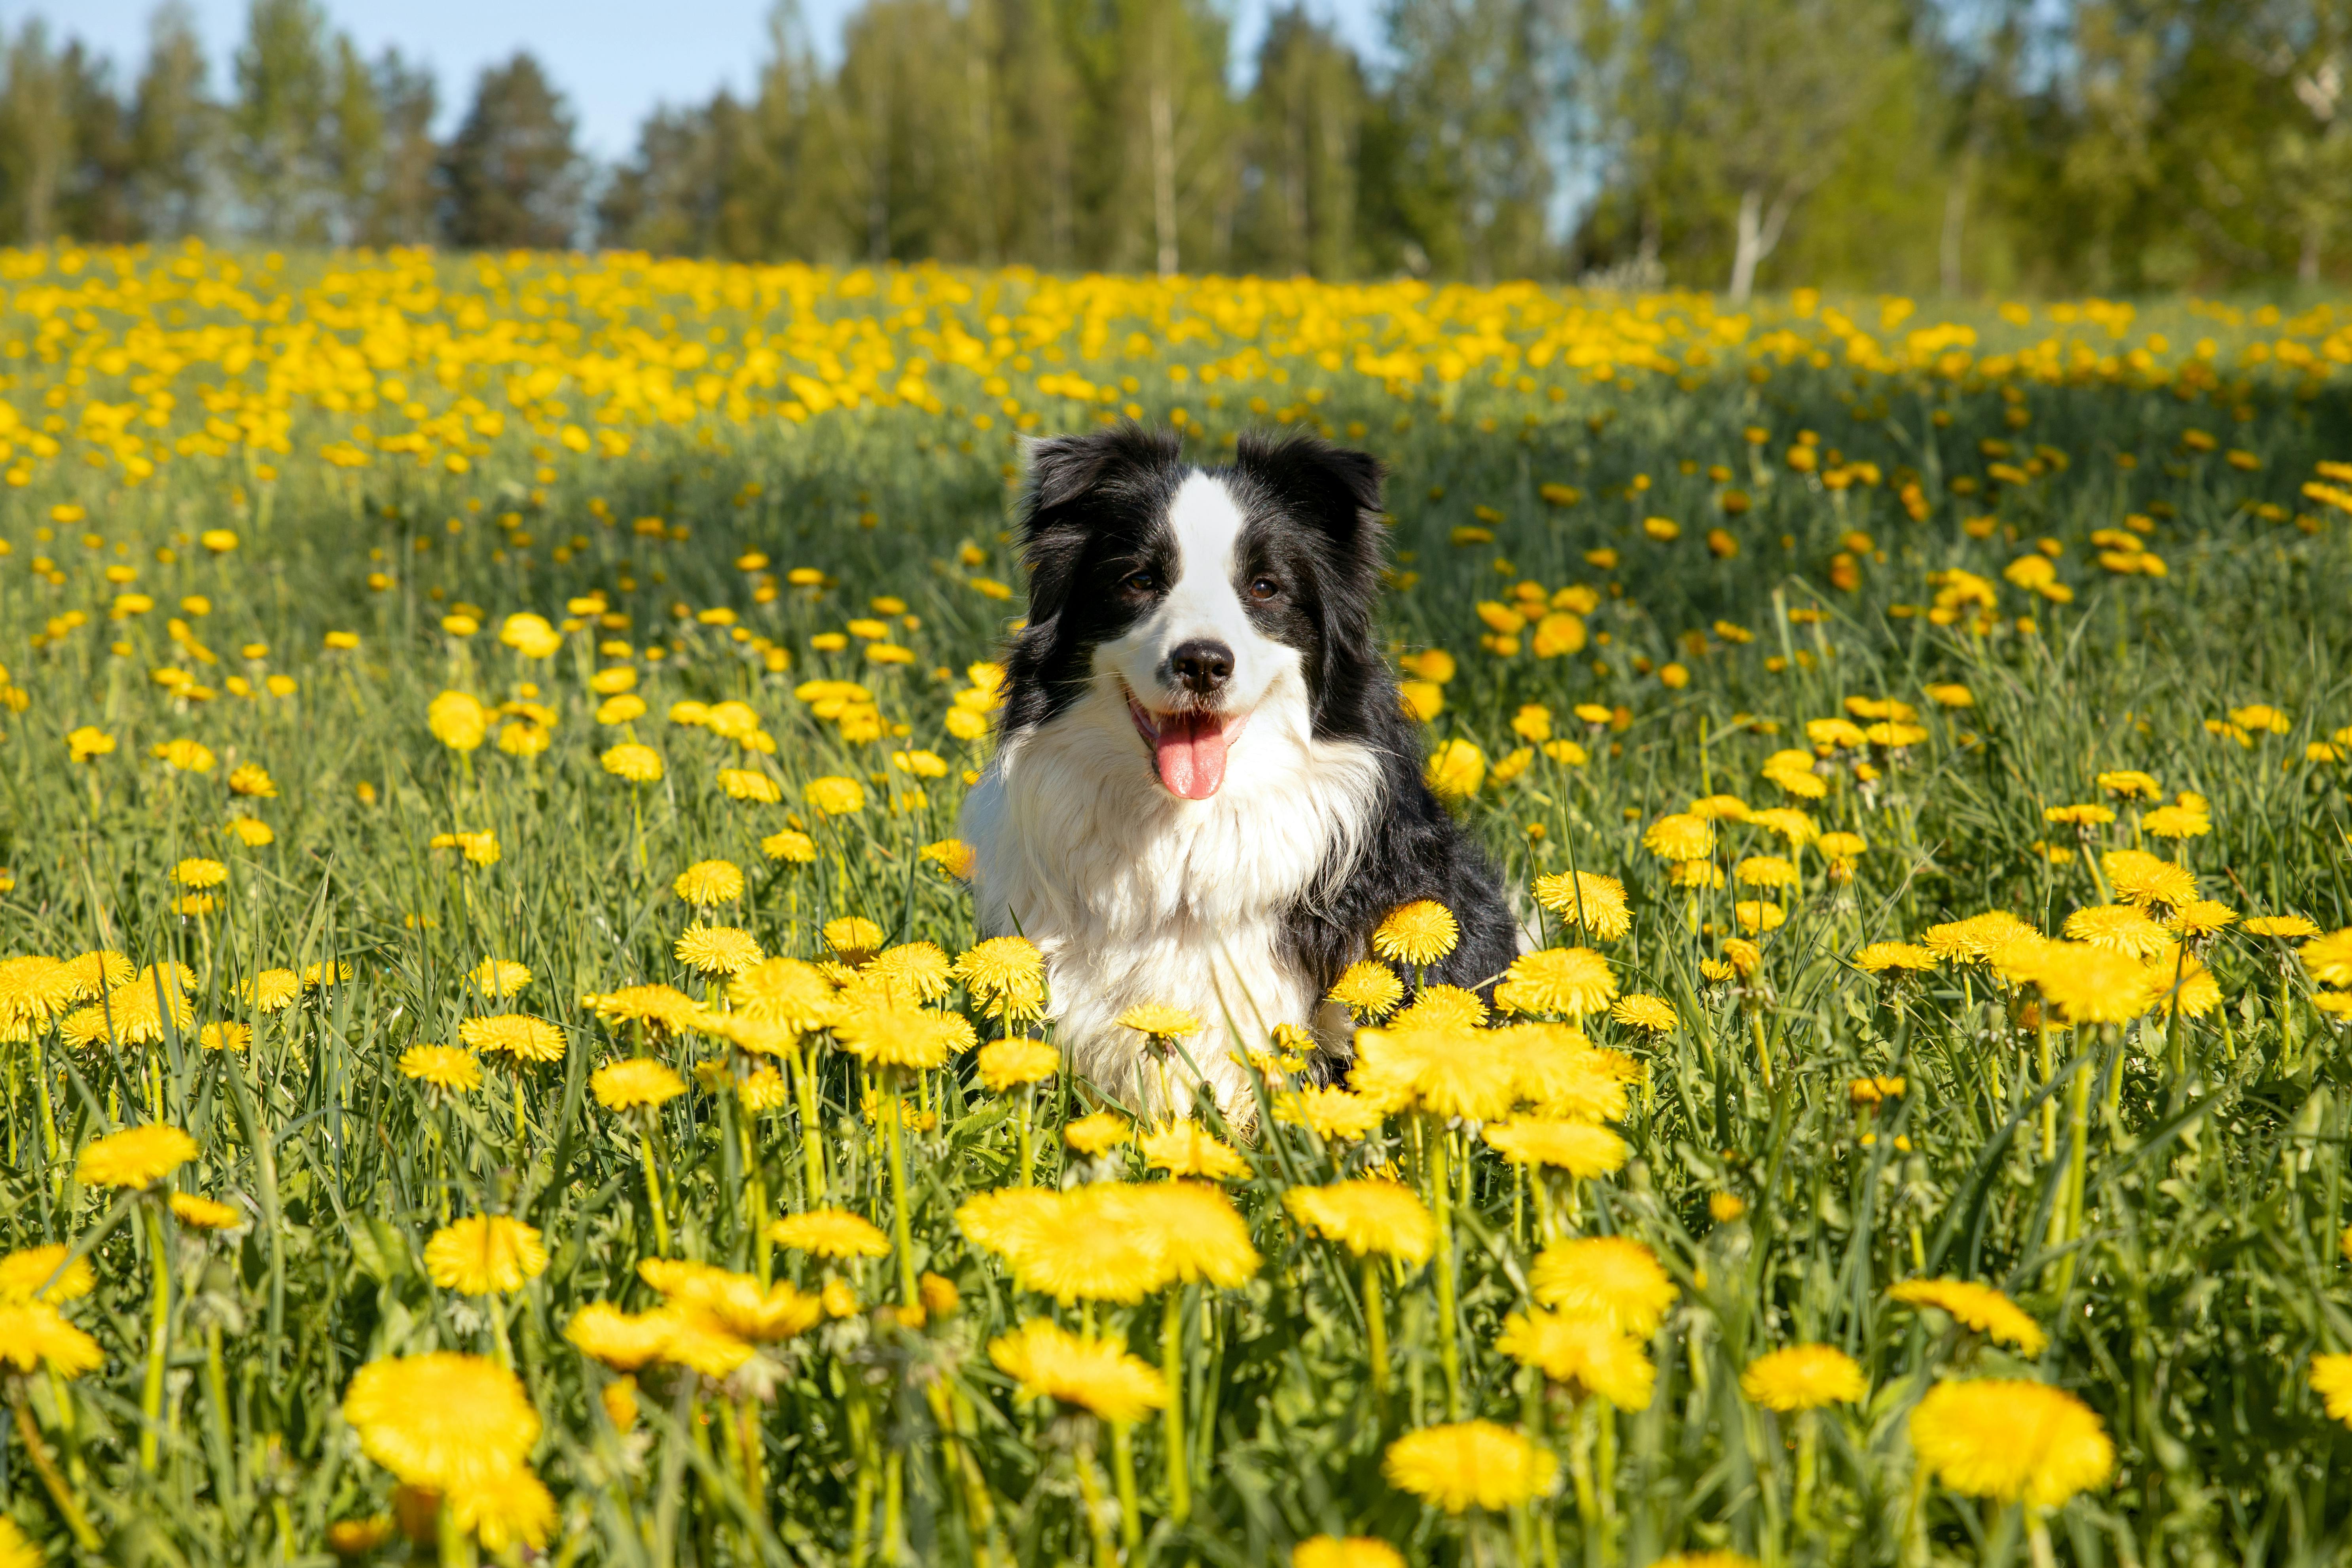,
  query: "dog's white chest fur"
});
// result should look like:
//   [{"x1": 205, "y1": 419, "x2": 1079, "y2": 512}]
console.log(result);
[{"x1": 959, "y1": 678, "x2": 1379, "y2": 1119}]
